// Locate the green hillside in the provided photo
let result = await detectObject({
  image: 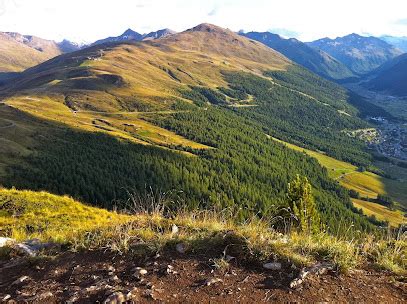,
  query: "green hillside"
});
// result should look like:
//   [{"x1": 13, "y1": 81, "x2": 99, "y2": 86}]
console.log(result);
[
  {"x1": 0, "y1": 188, "x2": 131, "y2": 242},
  {"x1": 0, "y1": 24, "x2": 379, "y2": 233}
]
